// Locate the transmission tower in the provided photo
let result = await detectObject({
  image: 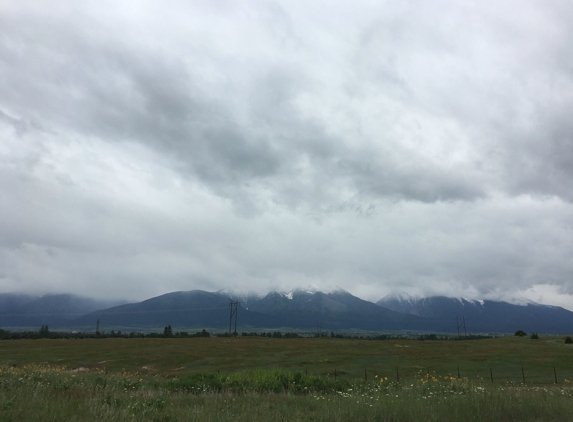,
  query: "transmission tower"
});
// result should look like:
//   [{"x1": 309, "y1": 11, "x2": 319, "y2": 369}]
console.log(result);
[
  {"x1": 454, "y1": 316, "x2": 467, "y2": 339},
  {"x1": 229, "y1": 301, "x2": 240, "y2": 338}
]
